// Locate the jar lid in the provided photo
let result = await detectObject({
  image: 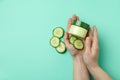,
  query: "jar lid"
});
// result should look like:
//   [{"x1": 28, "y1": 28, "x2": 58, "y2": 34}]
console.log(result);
[
  {"x1": 80, "y1": 21, "x2": 90, "y2": 30},
  {"x1": 72, "y1": 20, "x2": 77, "y2": 25},
  {"x1": 72, "y1": 20, "x2": 90, "y2": 30}
]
